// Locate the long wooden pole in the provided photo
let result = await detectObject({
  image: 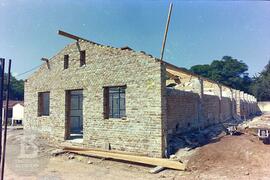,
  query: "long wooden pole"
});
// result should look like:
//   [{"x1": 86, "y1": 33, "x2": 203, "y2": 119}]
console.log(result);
[
  {"x1": 1, "y1": 59, "x2": 11, "y2": 180},
  {"x1": 0, "y1": 58, "x2": 5, "y2": 167},
  {"x1": 160, "y1": 2, "x2": 173, "y2": 158},
  {"x1": 160, "y1": 2, "x2": 173, "y2": 61}
]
